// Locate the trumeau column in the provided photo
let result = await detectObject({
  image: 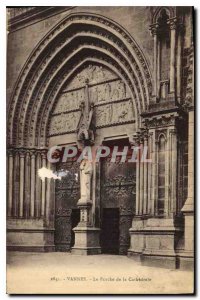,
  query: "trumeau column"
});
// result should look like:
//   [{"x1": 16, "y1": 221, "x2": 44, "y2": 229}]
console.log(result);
[{"x1": 72, "y1": 147, "x2": 101, "y2": 255}]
